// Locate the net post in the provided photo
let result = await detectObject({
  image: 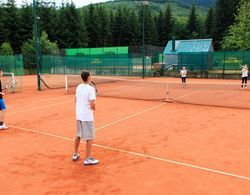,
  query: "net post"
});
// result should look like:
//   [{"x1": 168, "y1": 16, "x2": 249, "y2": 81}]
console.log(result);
[
  {"x1": 11, "y1": 73, "x2": 16, "y2": 91},
  {"x1": 166, "y1": 82, "x2": 169, "y2": 99},
  {"x1": 65, "y1": 75, "x2": 68, "y2": 94},
  {"x1": 163, "y1": 82, "x2": 173, "y2": 103}
]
